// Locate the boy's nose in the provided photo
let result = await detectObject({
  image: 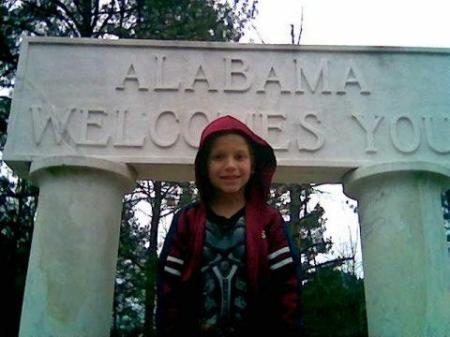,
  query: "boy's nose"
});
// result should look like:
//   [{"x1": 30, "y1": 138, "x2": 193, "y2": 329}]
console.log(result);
[{"x1": 224, "y1": 158, "x2": 237, "y2": 169}]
